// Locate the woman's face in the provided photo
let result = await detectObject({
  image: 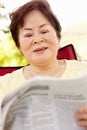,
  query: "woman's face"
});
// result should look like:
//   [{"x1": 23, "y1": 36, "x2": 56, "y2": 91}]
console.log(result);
[{"x1": 18, "y1": 10, "x2": 60, "y2": 65}]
